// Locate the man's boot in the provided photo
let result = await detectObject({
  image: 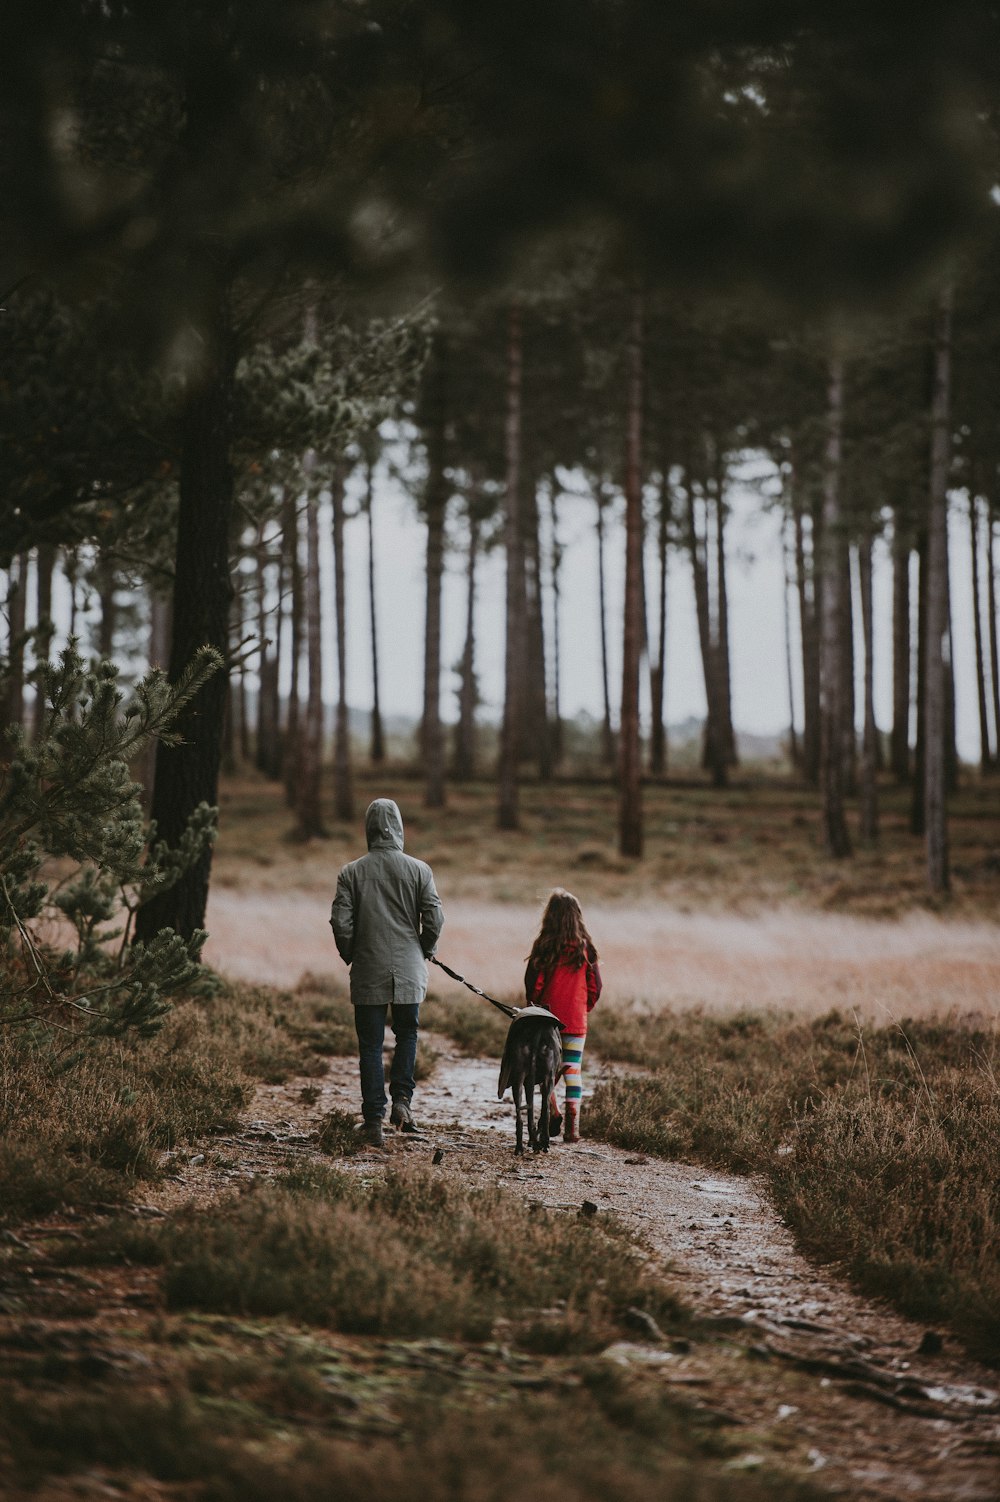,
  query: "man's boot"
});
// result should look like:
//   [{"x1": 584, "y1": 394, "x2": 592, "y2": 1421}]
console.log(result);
[
  {"x1": 564, "y1": 1101, "x2": 580, "y2": 1144},
  {"x1": 390, "y1": 1100, "x2": 418, "y2": 1133},
  {"x1": 548, "y1": 1091, "x2": 562, "y2": 1138},
  {"x1": 359, "y1": 1119, "x2": 384, "y2": 1148}
]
